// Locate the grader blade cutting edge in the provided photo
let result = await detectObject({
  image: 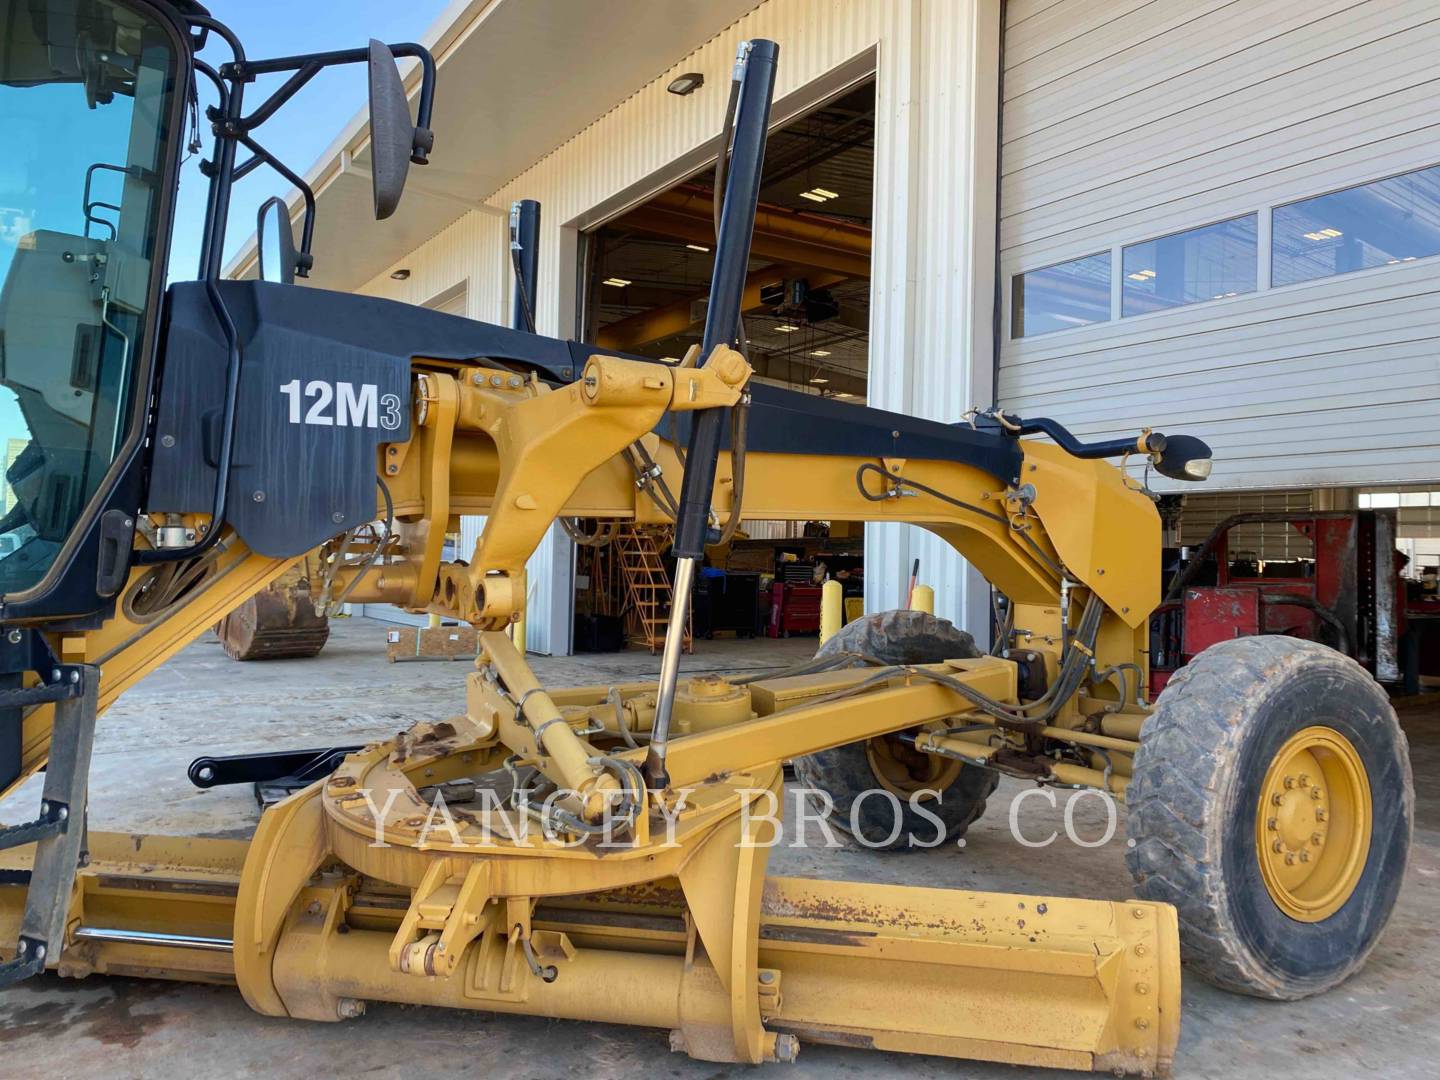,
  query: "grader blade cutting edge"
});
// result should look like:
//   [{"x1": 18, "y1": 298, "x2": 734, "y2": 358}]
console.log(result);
[{"x1": 0, "y1": 831, "x2": 1179, "y2": 1076}]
